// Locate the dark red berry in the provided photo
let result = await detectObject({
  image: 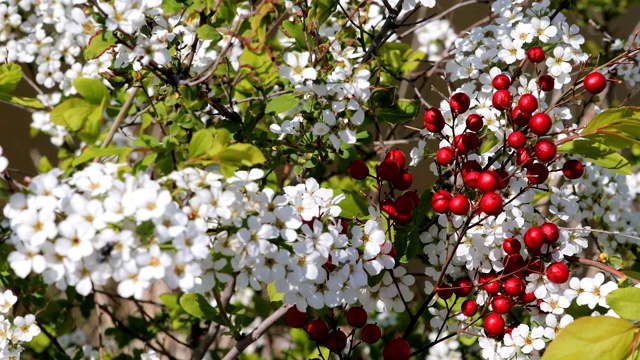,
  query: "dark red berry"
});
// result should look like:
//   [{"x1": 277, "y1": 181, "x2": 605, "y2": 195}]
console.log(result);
[
  {"x1": 540, "y1": 222, "x2": 560, "y2": 244},
  {"x1": 503, "y1": 253, "x2": 525, "y2": 275},
  {"x1": 518, "y1": 94, "x2": 538, "y2": 114},
  {"x1": 383, "y1": 338, "x2": 411, "y2": 360},
  {"x1": 529, "y1": 113, "x2": 552, "y2": 136},
  {"x1": 491, "y1": 295, "x2": 513, "y2": 314},
  {"x1": 405, "y1": 191, "x2": 420, "y2": 208},
  {"x1": 386, "y1": 149, "x2": 406, "y2": 168},
  {"x1": 361, "y1": 324, "x2": 381, "y2": 344},
  {"x1": 478, "y1": 170, "x2": 500, "y2": 193},
  {"x1": 546, "y1": 262, "x2": 570, "y2": 284},
  {"x1": 520, "y1": 291, "x2": 536, "y2": 304},
  {"x1": 584, "y1": 72, "x2": 607, "y2": 94},
  {"x1": 511, "y1": 106, "x2": 532, "y2": 127},
  {"x1": 484, "y1": 313, "x2": 505, "y2": 337},
  {"x1": 563, "y1": 160, "x2": 584, "y2": 179},
  {"x1": 527, "y1": 46, "x2": 545, "y2": 63},
  {"x1": 479, "y1": 272, "x2": 502, "y2": 295},
  {"x1": 393, "y1": 169, "x2": 413, "y2": 190},
  {"x1": 347, "y1": 307, "x2": 368, "y2": 328},
  {"x1": 492, "y1": 74, "x2": 511, "y2": 90},
  {"x1": 377, "y1": 160, "x2": 400, "y2": 182},
  {"x1": 524, "y1": 227, "x2": 545, "y2": 252},
  {"x1": 538, "y1": 74, "x2": 555, "y2": 92},
  {"x1": 395, "y1": 213, "x2": 412, "y2": 225},
  {"x1": 423, "y1": 107, "x2": 446, "y2": 133},
  {"x1": 326, "y1": 330, "x2": 347, "y2": 353},
  {"x1": 464, "y1": 171, "x2": 480, "y2": 189},
  {"x1": 516, "y1": 147, "x2": 534, "y2": 167},
  {"x1": 449, "y1": 194, "x2": 470, "y2": 215},
  {"x1": 534, "y1": 139, "x2": 557, "y2": 163},
  {"x1": 462, "y1": 132, "x2": 481, "y2": 151},
  {"x1": 462, "y1": 160, "x2": 482, "y2": 176},
  {"x1": 504, "y1": 277, "x2": 525, "y2": 296},
  {"x1": 466, "y1": 114, "x2": 484, "y2": 132},
  {"x1": 431, "y1": 190, "x2": 452, "y2": 214},
  {"x1": 492, "y1": 89, "x2": 512, "y2": 111},
  {"x1": 285, "y1": 307, "x2": 308, "y2": 328},
  {"x1": 453, "y1": 277, "x2": 473, "y2": 297},
  {"x1": 349, "y1": 160, "x2": 369, "y2": 180},
  {"x1": 480, "y1": 192, "x2": 503, "y2": 216},
  {"x1": 461, "y1": 299, "x2": 478, "y2": 317},
  {"x1": 503, "y1": 237, "x2": 522, "y2": 255},
  {"x1": 453, "y1": 134, "x2": 469, "y2": 155},
  {"x1": 381, "y1": 199, "x2": 398, "y2": 220},
  {"x1": 508, "y1": 131, "x2": 527, "y2": 149},
  {"x1": 526, "y1": 162, "x2": 549, "y2": 185},
  {"x1": 307, "y1": 319, "x2": 329, "y2": 341},
  {"x1": 436, "y1": 147, "x2": 456, "y2": 166},
  {"x1": 395, "y1": 194, "x2": 415, "y2": 215},
  {"x1": 450, "y1": 92, "x2": 471, "y2": 114},
  {"x1": 436, "y1": 284, "x2": 454, "y2": 300}
]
